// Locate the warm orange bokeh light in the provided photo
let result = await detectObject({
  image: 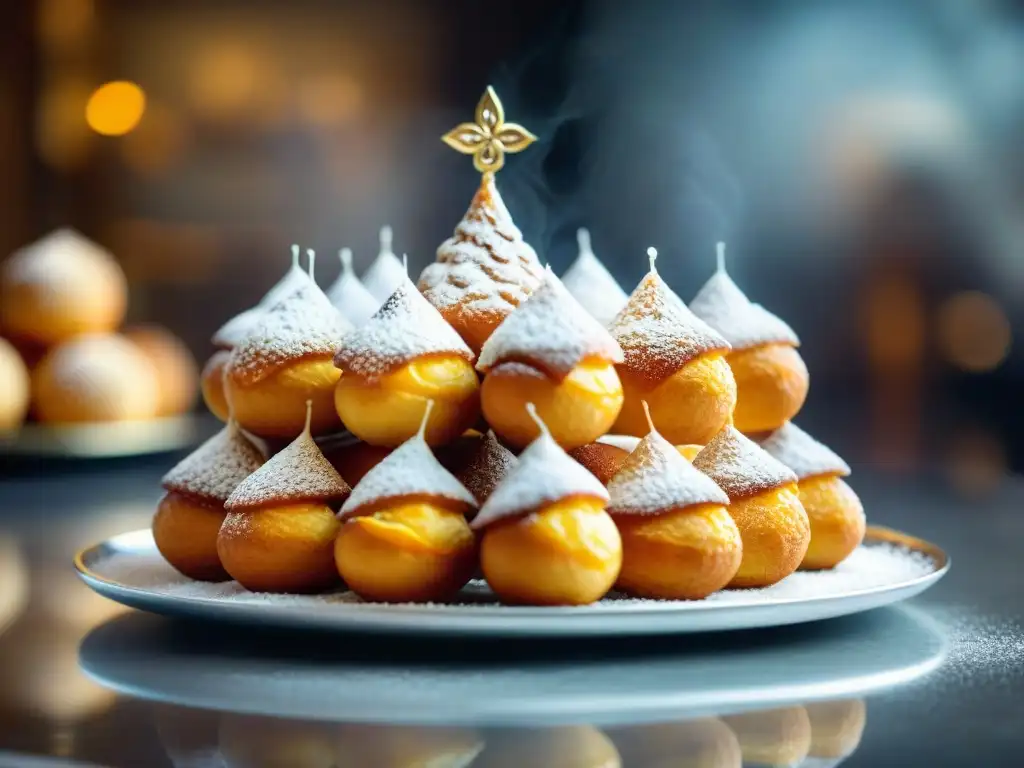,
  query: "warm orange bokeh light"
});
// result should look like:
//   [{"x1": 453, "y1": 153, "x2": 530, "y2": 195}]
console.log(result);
[
  {"x1": 85, "y1": 81, "x2": 146, "y2": 136},
  {"x1": 937, "y1": 291, "x2": 1012, "y2": 373}
]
